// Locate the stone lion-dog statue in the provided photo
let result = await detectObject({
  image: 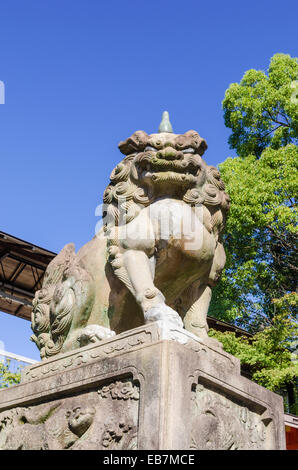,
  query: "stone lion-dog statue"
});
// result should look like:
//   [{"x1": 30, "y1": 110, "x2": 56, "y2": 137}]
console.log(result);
[{"x1": 31, "y1": 112, "x2": 230, "y2": 358}]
